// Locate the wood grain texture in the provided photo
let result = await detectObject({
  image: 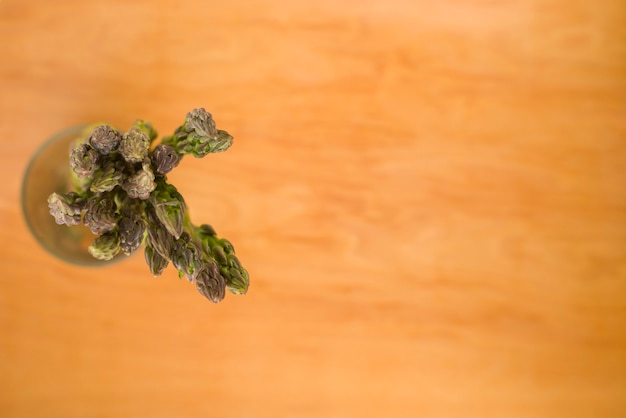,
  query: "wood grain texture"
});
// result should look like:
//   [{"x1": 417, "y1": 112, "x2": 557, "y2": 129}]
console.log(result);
[{"x1": 0, "y1": 0, "x2": 625, "y2": 417}]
